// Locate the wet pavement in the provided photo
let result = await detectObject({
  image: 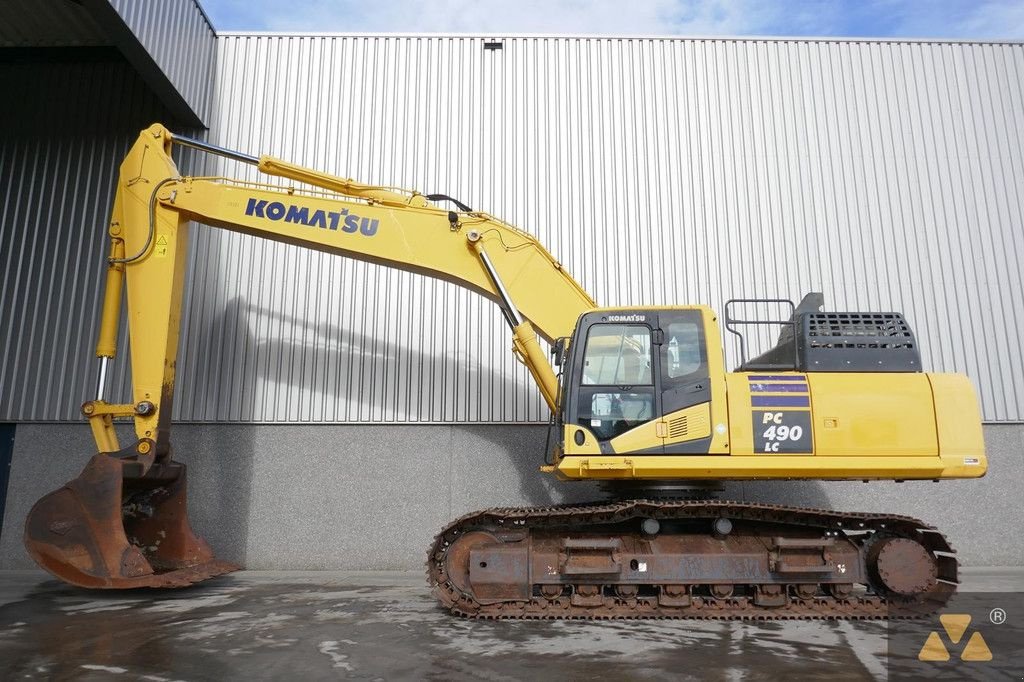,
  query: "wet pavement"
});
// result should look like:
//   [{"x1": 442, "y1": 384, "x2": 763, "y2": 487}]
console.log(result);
[{"x1": 0, "y1": 569, "x2": 1021, "y2": 681}]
